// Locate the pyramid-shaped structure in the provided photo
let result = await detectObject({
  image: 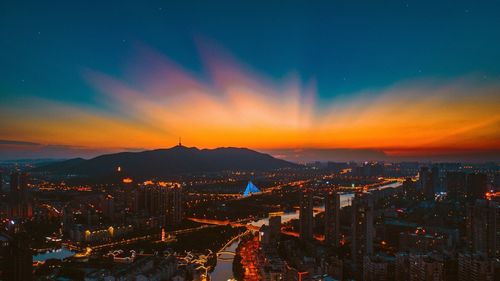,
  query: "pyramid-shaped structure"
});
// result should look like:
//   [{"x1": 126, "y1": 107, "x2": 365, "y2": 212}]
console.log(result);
[{"x1": 243, "y1": 181, "x2": 261, "y2": 197}]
